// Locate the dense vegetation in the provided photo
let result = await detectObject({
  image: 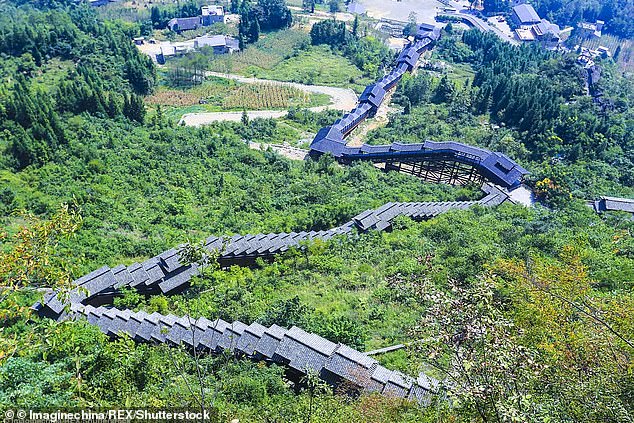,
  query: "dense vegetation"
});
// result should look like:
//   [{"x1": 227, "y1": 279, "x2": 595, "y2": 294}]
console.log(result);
[
  {"x1": 0, "y1": 3, "x2": 155, "y2": 170},
  {"x1": 237, "y1": 0, "x2": 293, "y2": 47},
  {"x1": 3, "y1": 194, "x2": 633, "y2": 421},
  {"x1": 310, "y1": 18, "x2": 393, "y2": 79},
  {"x1": 1, "y1": 1, "x2": 633, "y2": 422}
]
